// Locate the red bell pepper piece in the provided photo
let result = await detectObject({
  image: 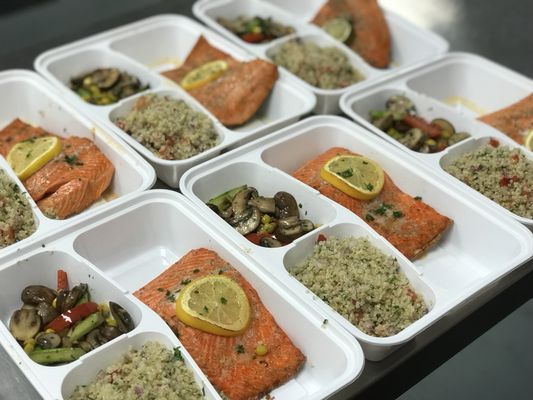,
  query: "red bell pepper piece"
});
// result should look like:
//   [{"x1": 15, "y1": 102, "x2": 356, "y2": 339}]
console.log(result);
[
  {"x1": 241, "y1": 32, "x2": 267, "y2": 43},
  {"x1": 245, "y1": 232, "x2": 272, "y2": 245},
  {"x1": 316, "y1": 234, "x2": 327, "y2": 243},
  {"x1": 57, "y1": 269, "x2": 69, "y2": 291},
  {"x1": 403, "y1": 115, "x2": 442, "y2": 138},
  {"x1": 46, "y1": 301, "x2": 98, "y2": 332}
]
